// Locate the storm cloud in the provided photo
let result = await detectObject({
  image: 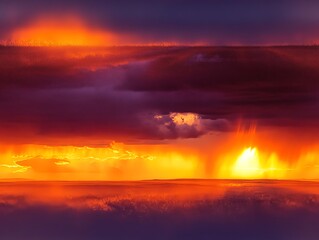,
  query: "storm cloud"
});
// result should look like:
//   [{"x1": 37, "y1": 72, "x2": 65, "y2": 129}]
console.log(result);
[{"x1": 0, "y1": 46, "x2": 318, "y2": 144}]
